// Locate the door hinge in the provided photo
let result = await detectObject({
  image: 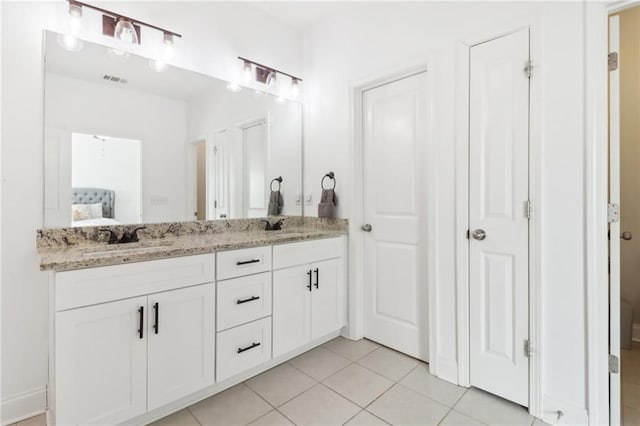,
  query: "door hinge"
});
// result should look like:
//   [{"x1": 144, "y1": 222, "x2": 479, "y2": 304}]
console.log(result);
[
  {"x1": 526, "y1": 200, "x2": 533, "y2": 220},
  {"x1": 524, "y1": 59, "x2": 533, "y2": 78},
  {"x1": 609, "y1": 52, "x2": 619, "y2": 71},
  {"x1": 213, "y1": 146, "x2": 218, "y2": 155},
  {"x1": 608, "y1": 203, "x2": 620, "y2": 223},
  {"x1": 524, "y1": 339, "x2": 532, "y2": 358},
  {"x1": 214, "y1": 200, "x2": 217, "y2": 208},
  {"x1": 609, "y1": 354, "x2": 620, "y2": 374},
  {"x1": 466, "y1": 229, "x2": 470, "y2": 239}
]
